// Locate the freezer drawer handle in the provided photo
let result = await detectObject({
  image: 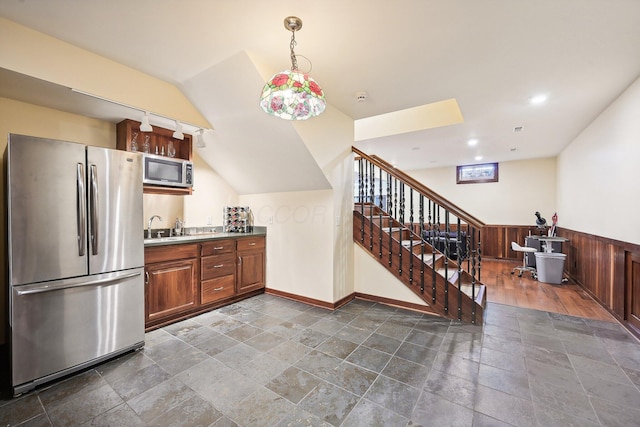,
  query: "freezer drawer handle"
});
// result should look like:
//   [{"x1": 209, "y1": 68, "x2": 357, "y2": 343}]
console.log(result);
[
  {"x1": 16, "y1": 271, "x2": 141, "y2": 295},
  {"x1": 77, "y1": 163, "x2": 87, "y2": 257},
  {"x1": 213, "y1": 264, "x2": 224, "y2": 268},
  {"x1": 89, "y1": 164, "x2": 99, "y2": 255}
]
